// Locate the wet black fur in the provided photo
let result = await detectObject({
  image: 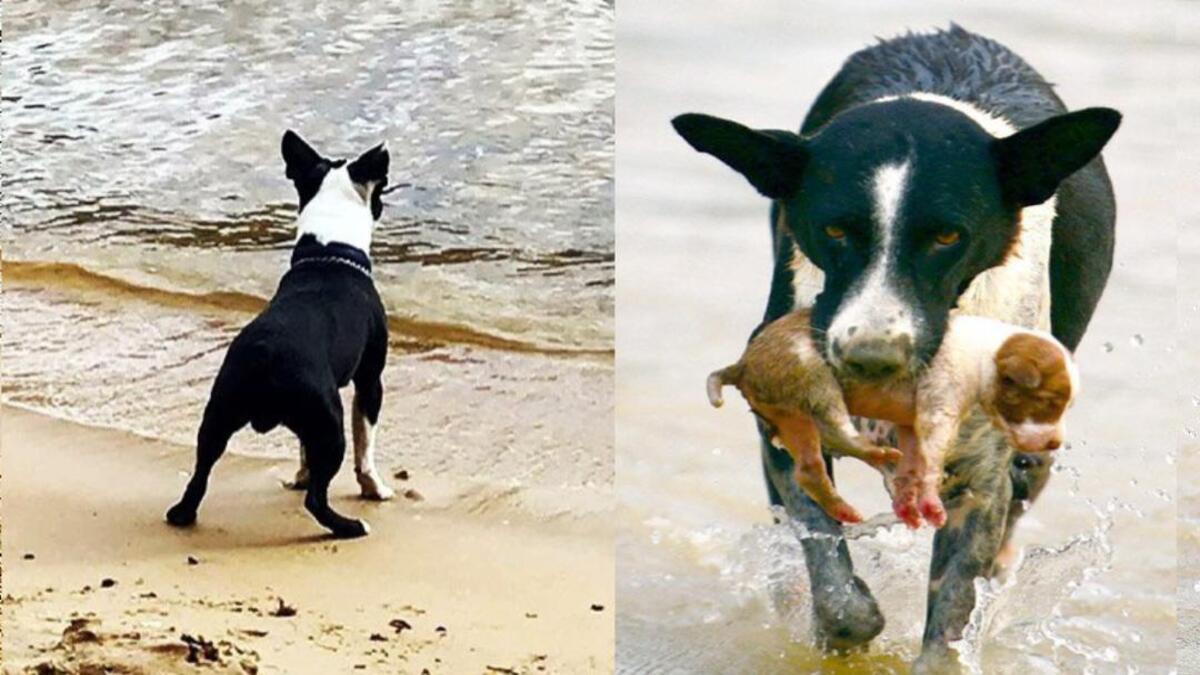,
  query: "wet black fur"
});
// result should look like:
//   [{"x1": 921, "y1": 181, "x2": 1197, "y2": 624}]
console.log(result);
[
  {"x1": 673, "y1": 25, "x2": 1118, "y2": 669},
  {"x1": 166, "y1": 131, "x2": 389, "y2": 539}
]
